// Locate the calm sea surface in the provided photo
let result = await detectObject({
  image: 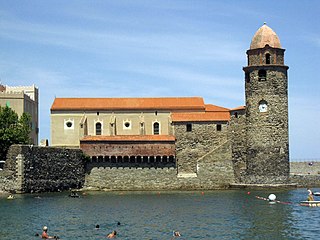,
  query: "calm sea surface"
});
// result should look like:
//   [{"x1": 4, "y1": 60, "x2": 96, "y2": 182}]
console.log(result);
[{"x1": 1, "y1": 188, "x2": 320, "y2": 240}]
